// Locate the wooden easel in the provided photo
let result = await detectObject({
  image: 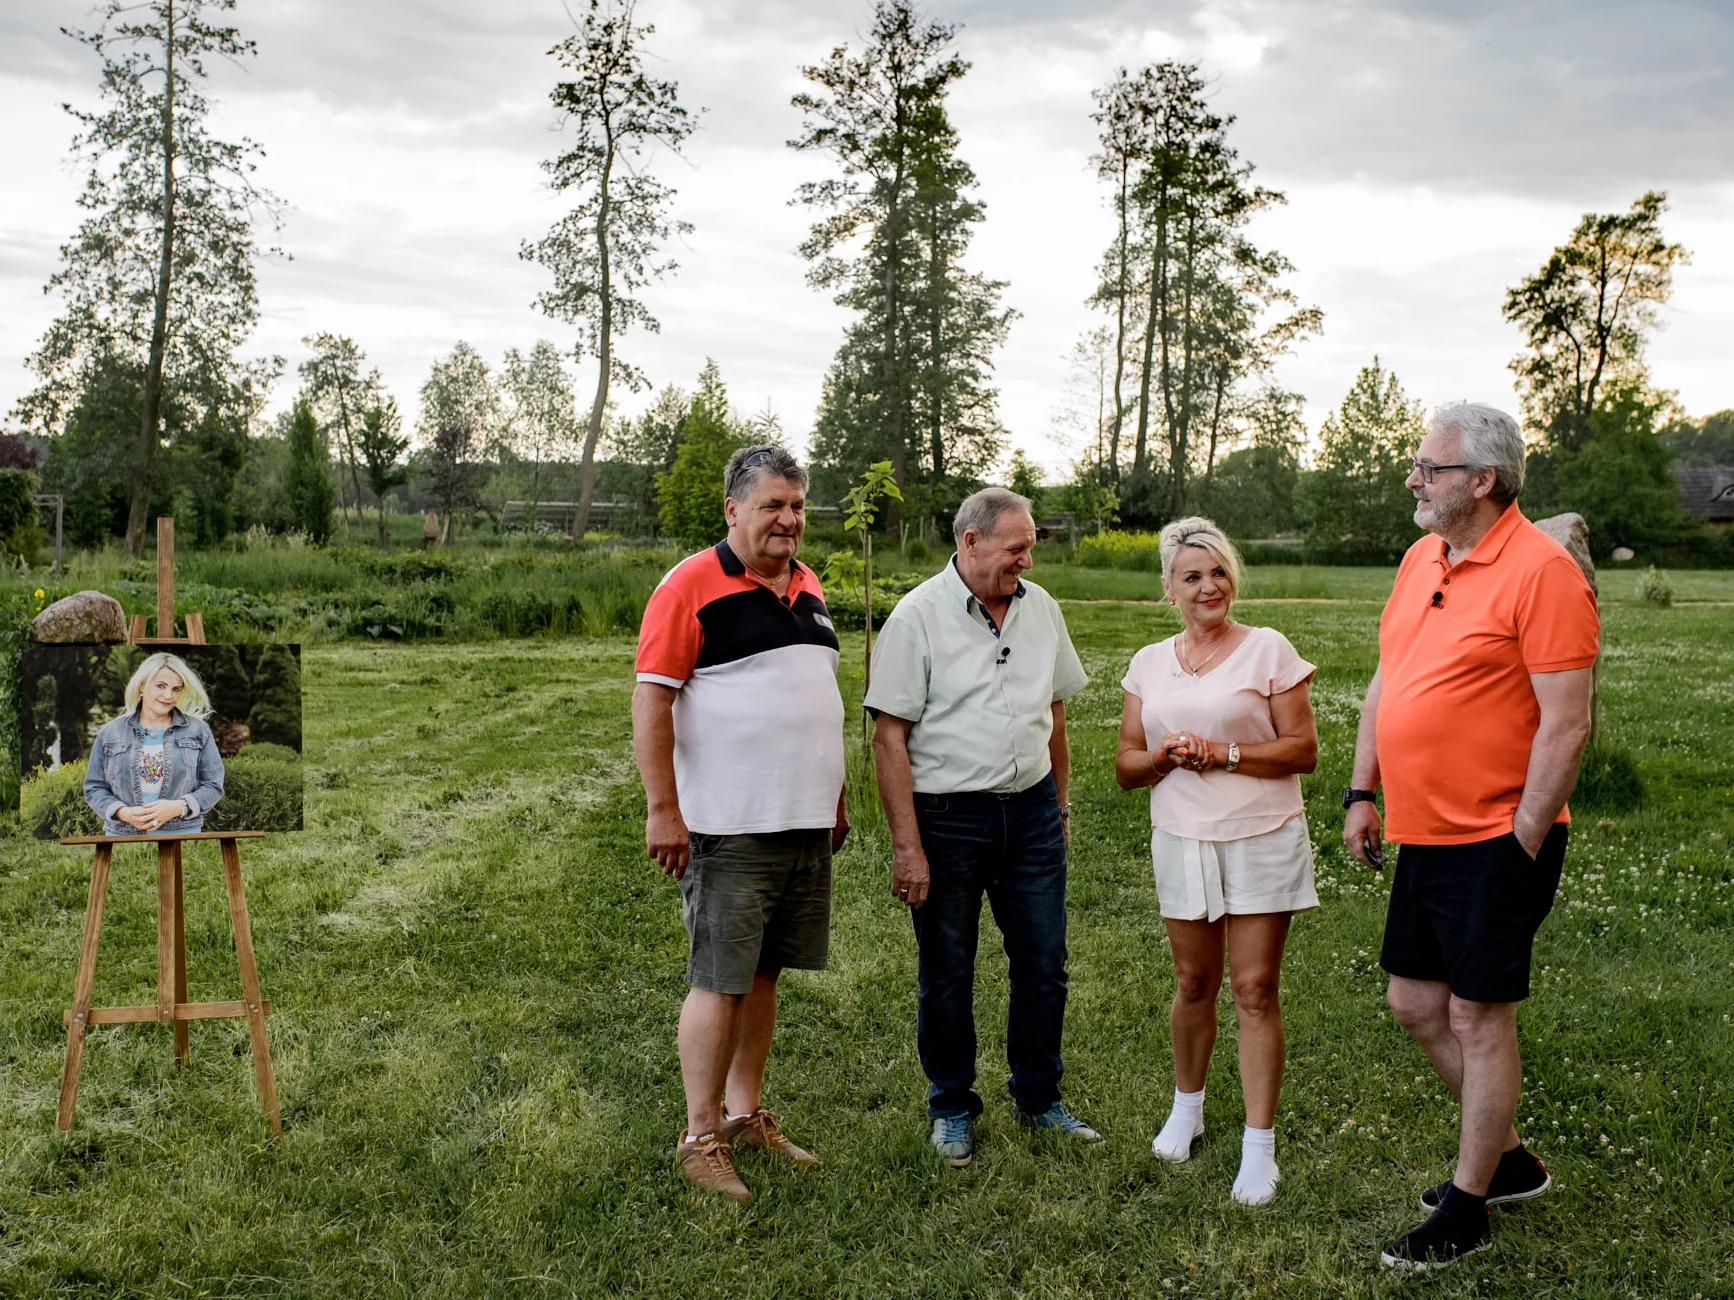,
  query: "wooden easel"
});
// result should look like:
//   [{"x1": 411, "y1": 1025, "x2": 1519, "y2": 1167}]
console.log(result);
[
  {"x1": 128, "y1": 517, "x2": 206, "y2": 647},
  {"x1": 57, "y1": 832, "x2": 280, "y2": 1134},
  {"x1": 56, "y1": 517, "x2": 280, "y2": 1133}
]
